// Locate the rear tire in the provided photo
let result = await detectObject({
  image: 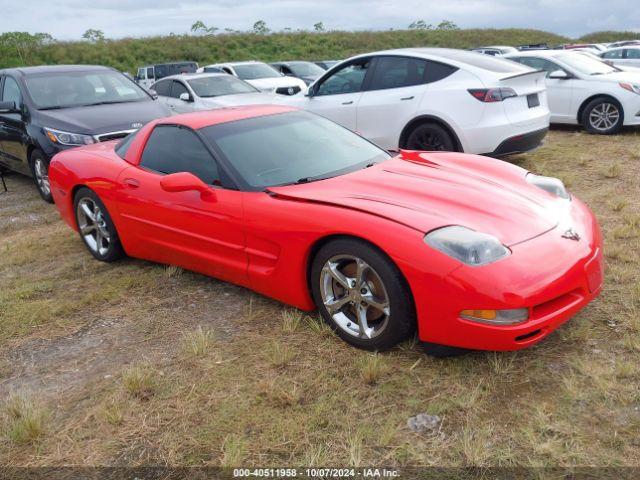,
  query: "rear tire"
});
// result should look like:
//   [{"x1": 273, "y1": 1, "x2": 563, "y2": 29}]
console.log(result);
[
  {"x1": 405, "y1": 123, "x2": 456, "y2": 152},
  {"x1": 29, "y1": 150, "x2": 53, "y2": 203},
  {"x1": 581, "y1": 97, "x2": 623, "y2": 135},
  {"x1": 73, "y1": 187, "x2": 124, "y2": 262},
  {"x1": 311, "y1": 238, "x2": 415, "y2": 351}
]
